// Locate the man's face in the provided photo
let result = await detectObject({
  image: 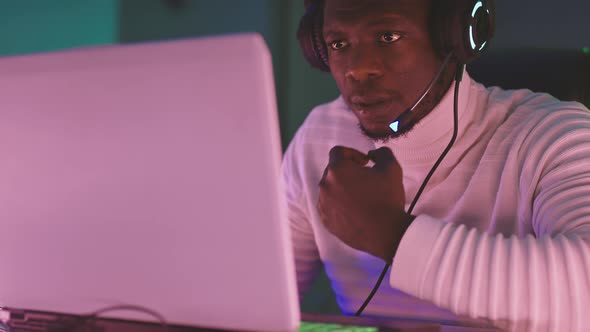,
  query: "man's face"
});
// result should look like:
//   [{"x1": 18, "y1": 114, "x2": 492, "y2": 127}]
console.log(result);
[{"x1": 323, "y1": 0, "x2": 452, "y2": 140}]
